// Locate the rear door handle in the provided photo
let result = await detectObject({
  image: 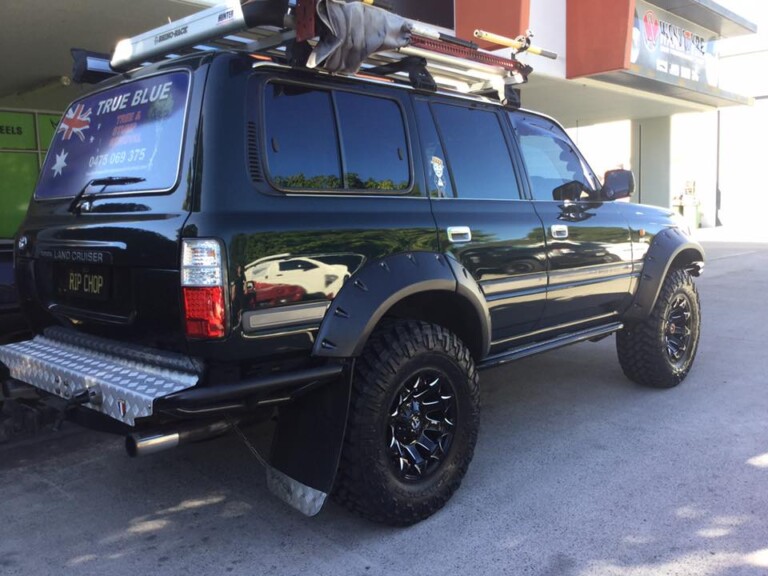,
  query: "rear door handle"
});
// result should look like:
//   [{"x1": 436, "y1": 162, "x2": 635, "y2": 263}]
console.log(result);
[
  {"x1": 550, "y1": 224, "x2": 569, "y2": 239},
  {"x1": 447, "y1": 226, "x2": 472, "y2": 243}
]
